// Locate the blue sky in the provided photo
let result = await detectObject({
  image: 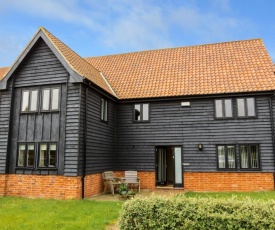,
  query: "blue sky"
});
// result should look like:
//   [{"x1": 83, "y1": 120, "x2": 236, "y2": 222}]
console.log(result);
[{"x1": 0, "y1": 0, "x2": 275, "y2": 67}]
